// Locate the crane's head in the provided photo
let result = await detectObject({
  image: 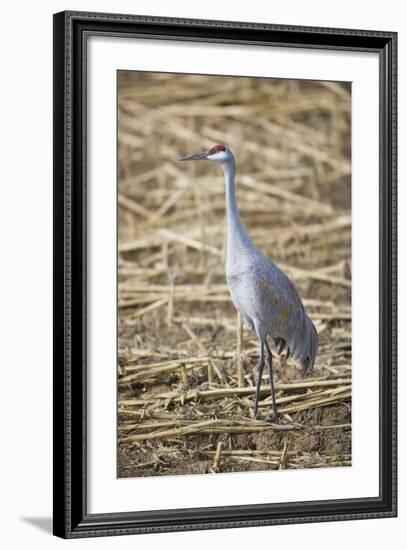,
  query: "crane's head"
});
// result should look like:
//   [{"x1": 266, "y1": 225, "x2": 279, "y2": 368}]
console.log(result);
[{"x1": 179, "y1": 144, "x2": 234, "y2": 165}]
